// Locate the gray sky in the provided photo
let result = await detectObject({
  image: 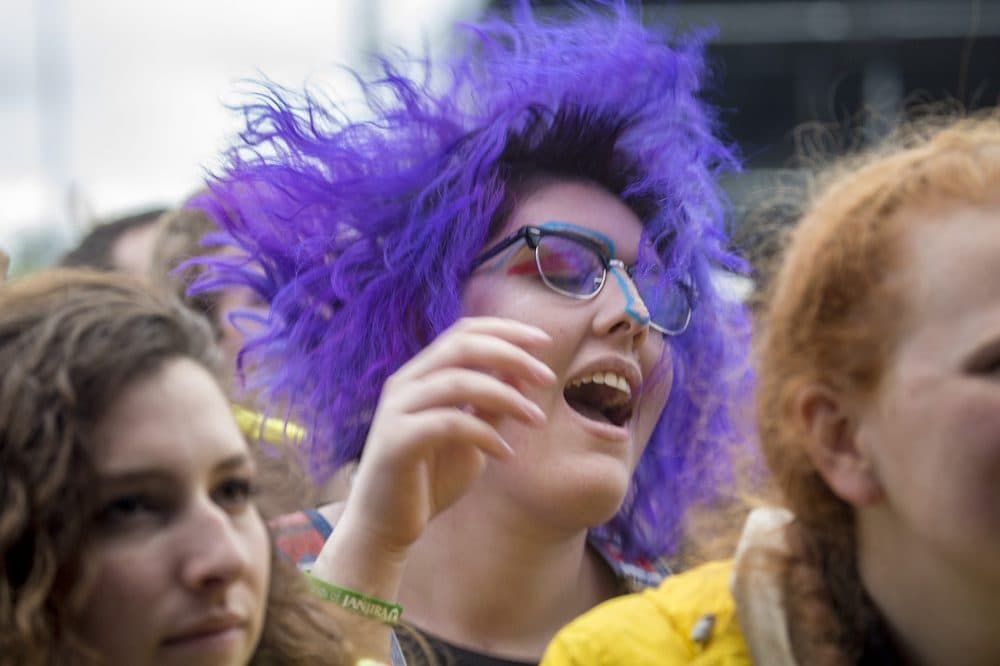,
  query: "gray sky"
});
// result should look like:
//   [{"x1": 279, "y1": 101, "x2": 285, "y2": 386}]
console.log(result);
[{"x1": 0, "y1": 0, "x2": 485, "y2": 252}]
